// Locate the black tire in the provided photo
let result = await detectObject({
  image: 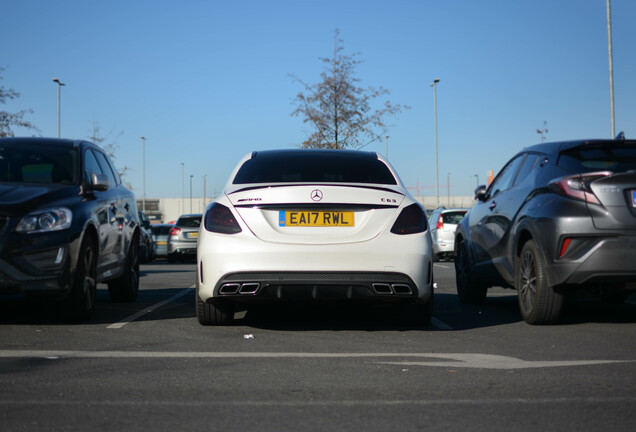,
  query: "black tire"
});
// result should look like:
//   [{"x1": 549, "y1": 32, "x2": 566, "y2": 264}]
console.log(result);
[
  {"x1": 63, "y1": 236, "x2": 97, "y2": 322},
  {"x1": 393, "y1": 295, "x2": 434, "y2": 327},
  {"x1": 108, "y1": 239, "x2": 140, "y2": 303},
  {"x1": 516, "y1": 240, "x2": 563, "y2": 324},
  {"x1": 196, "y1": 291, "x2": 235, "y2": 326},
  {"x1": 454, "y1": 240, "x2": 487, "y2": 304}
]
